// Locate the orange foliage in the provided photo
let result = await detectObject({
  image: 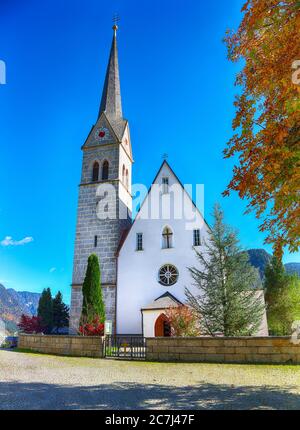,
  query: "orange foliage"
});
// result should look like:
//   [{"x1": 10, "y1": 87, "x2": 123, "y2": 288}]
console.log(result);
[
  {"x1": 224, "y1": 0, "x2": 300, "y2": 259},
  {"x1": 165, "y1": 305, "x2": 200, "y2": 337}
]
